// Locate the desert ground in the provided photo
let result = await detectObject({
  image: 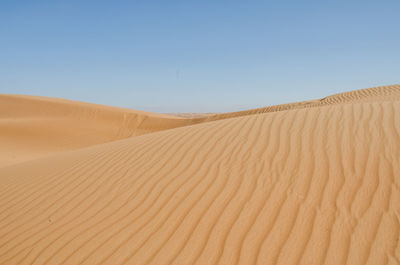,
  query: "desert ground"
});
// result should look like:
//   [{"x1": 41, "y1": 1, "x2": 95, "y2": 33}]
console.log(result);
[{"x1": 0, "y1": 84, "x2": 399, "y2": 265}]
